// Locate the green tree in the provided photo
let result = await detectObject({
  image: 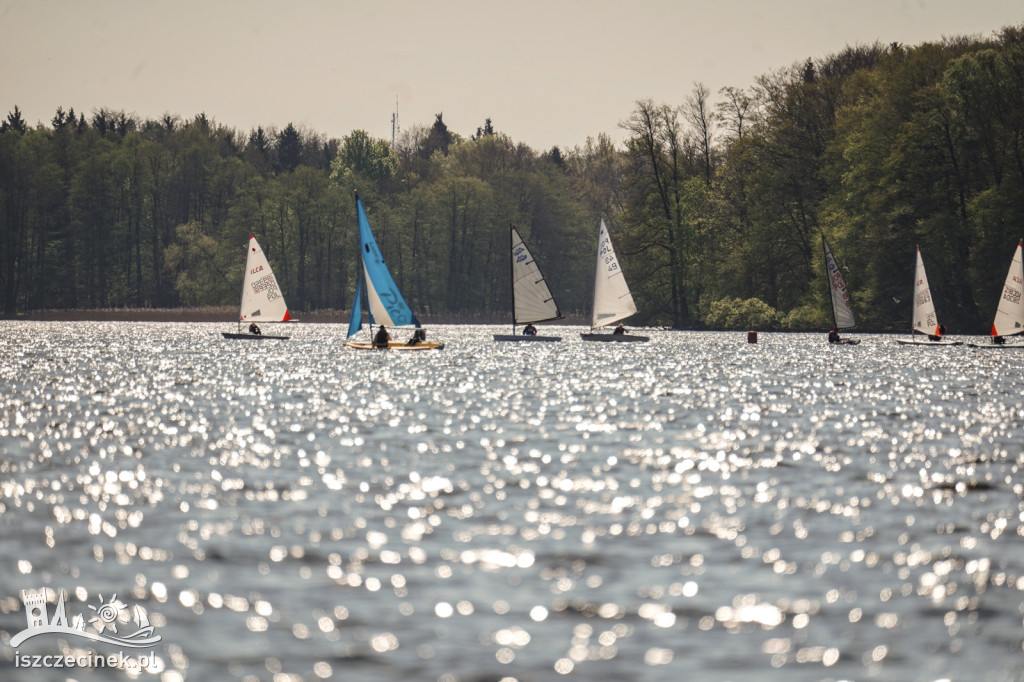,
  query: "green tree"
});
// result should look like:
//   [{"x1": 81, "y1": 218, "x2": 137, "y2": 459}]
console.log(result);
[
  {"x1": 621, "y1": 99, "x2": 706, "y2": 327},
  {"x1": 330, "y1": 130, "x2": 398, "y2": 187},
  {"x1": 276, "y1": 123, "x2": 302, "y2": 174},
  {"x1": 421, "y1": 113, "x2": 452, "y2": 158},
  {"x1": 1, "y1": 106, "x2": 28, "y2": 134},
  {"x1": 164, "y1": 221, "x2": 235, "y2": 305}
]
